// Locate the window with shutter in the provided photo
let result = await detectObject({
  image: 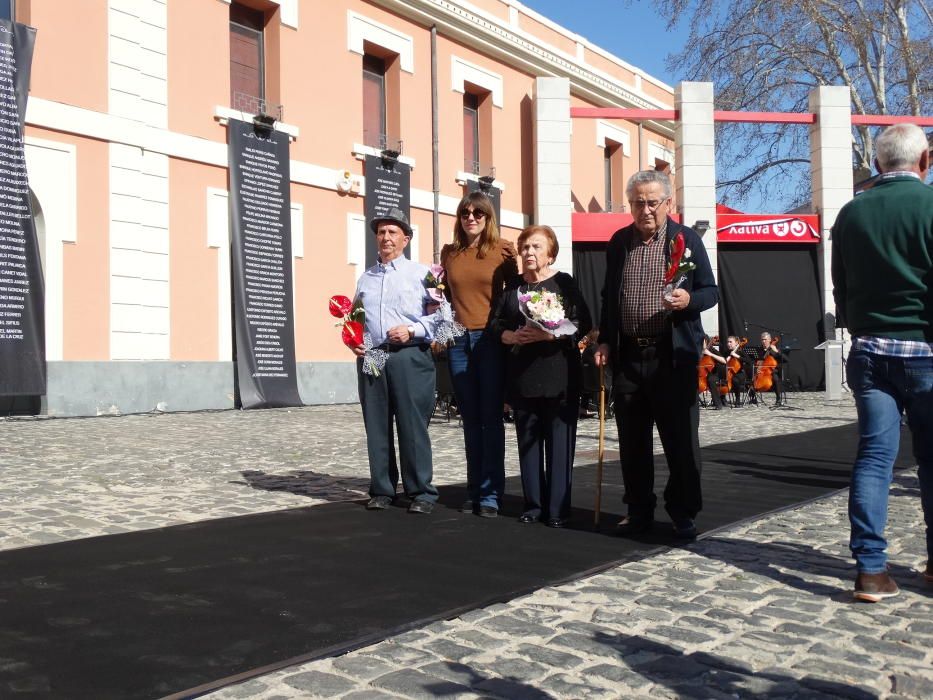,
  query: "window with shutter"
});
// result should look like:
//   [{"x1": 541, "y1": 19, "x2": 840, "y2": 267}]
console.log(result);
[
  {"x1": 229, "y1": 3, "x2": 265, "y2": 111},
  {"x1": 463, "y1": 93, "x2": 479, "y2": 174},
  {"x1": 362, "y1": 54, "x2": 386, "y2": 149}
]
